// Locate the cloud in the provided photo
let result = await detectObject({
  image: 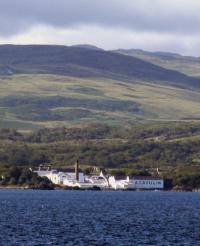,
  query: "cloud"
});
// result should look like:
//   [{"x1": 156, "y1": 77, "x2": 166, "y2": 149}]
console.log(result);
[
  {"x1": 1, "y1": 24, "x2": 200, "y2": 56},
  {"x1": 1, "y1": 0, "x2": 200, "y2": 35},
  {"x1": 0, "y1": 0, "x2": 200, "y2": 55}
]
